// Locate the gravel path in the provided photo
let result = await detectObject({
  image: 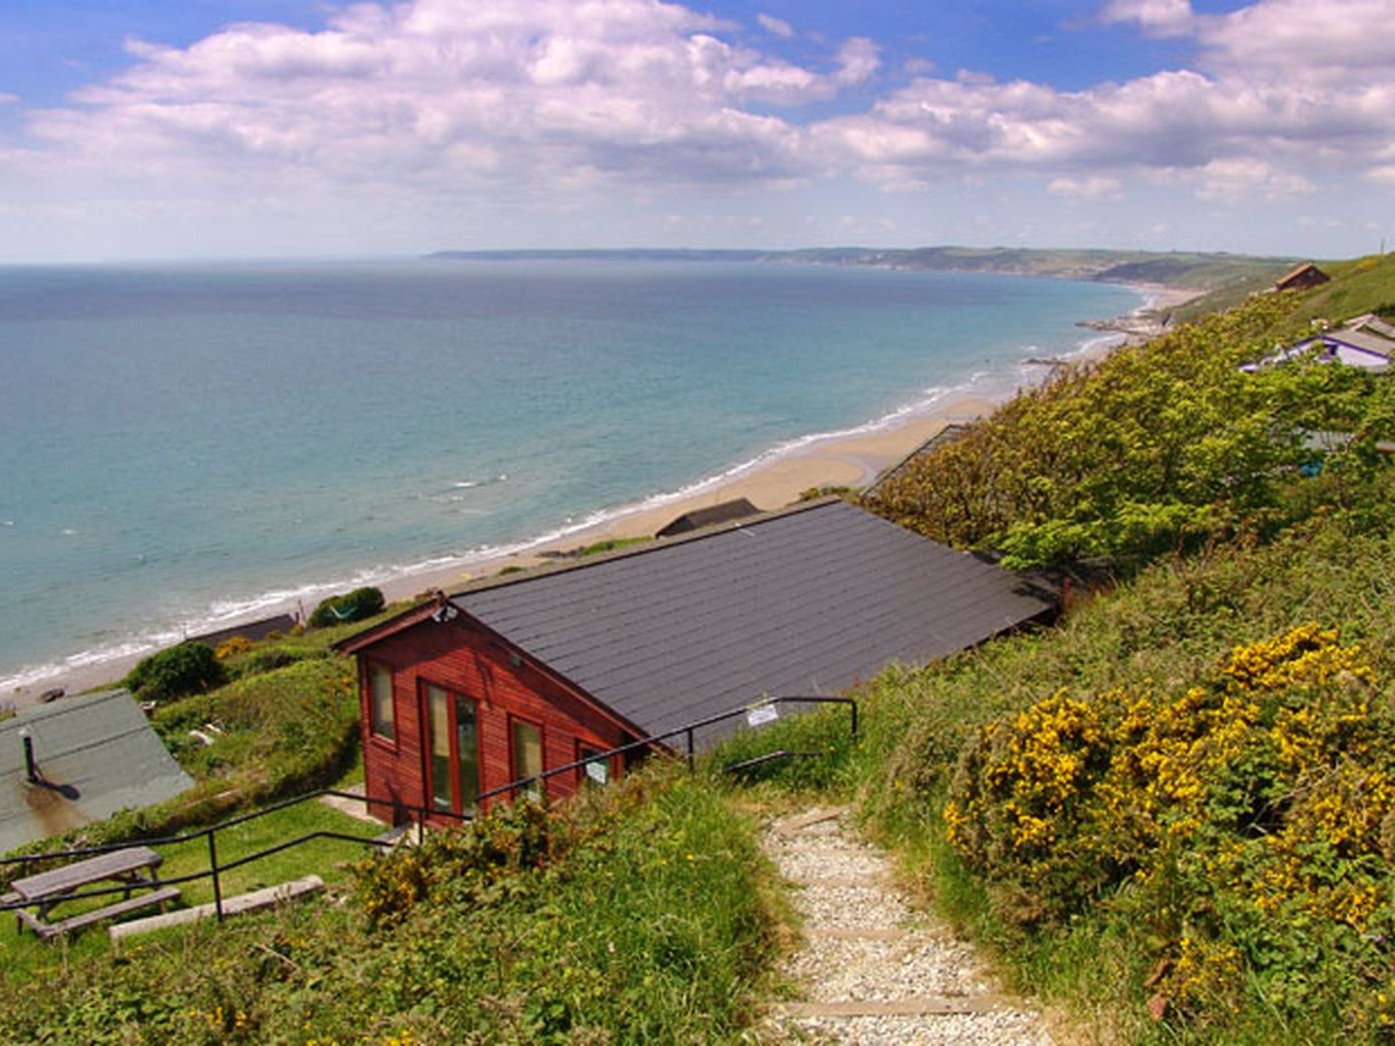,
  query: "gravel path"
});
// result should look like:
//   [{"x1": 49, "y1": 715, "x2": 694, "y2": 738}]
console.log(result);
[{"x1": 761, "y1": 806, "x2": 1053, "y2": 1046}]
